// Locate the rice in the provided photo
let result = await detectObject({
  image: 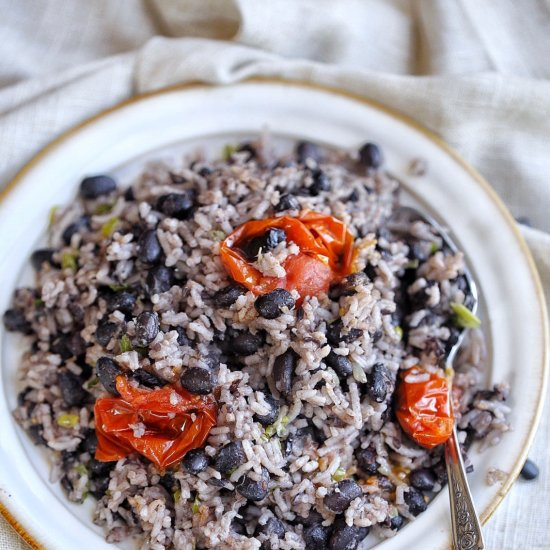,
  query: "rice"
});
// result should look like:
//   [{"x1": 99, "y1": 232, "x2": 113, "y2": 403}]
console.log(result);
[{"x1": 3, "y1": 138, "x2": 510, "y2": 549}]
